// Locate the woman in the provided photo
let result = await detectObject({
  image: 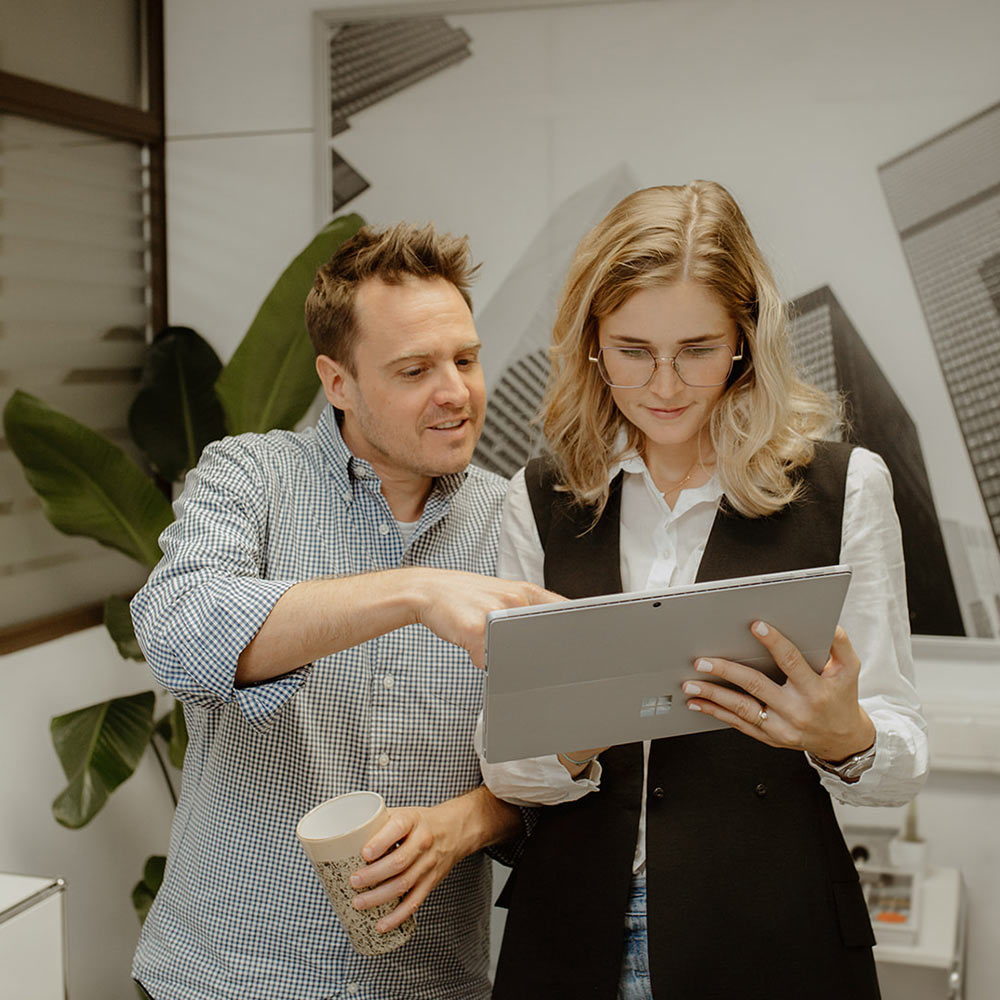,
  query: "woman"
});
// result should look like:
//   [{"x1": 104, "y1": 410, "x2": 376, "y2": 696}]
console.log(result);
[{"x1": 480, "y1": 181, "x2": 927, "y2": 1000}]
